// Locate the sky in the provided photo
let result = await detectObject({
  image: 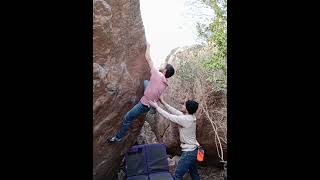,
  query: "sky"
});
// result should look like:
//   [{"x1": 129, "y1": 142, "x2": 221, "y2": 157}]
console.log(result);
[{"x1": 140, "y1": 0, "x2": 214, "y2": 68}]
